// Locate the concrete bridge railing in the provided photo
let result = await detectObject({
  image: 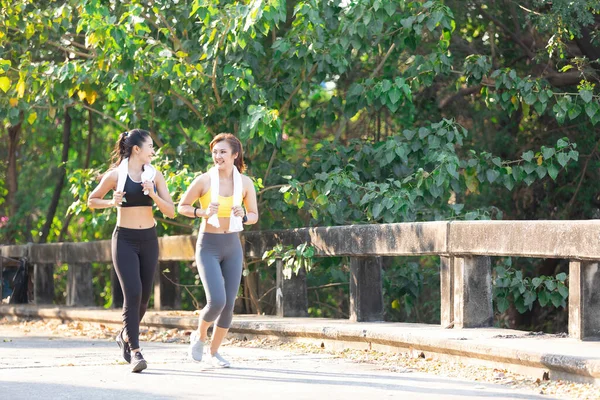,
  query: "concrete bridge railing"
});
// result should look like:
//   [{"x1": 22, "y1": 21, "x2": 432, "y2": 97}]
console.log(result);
[{"x1": 2, "y1": 221, "x2": 600, "y2": 340}]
